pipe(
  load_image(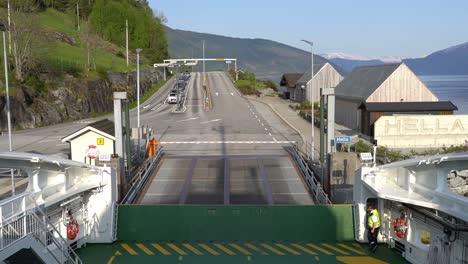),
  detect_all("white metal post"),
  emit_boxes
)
[302,39,315,160]
[136,49,141,158]
[235,60,238,80]
[202,40,205,84]
[2,30,14,195]
[76,2,80,31]
[7,0,11,54]
[126,19,128,67]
